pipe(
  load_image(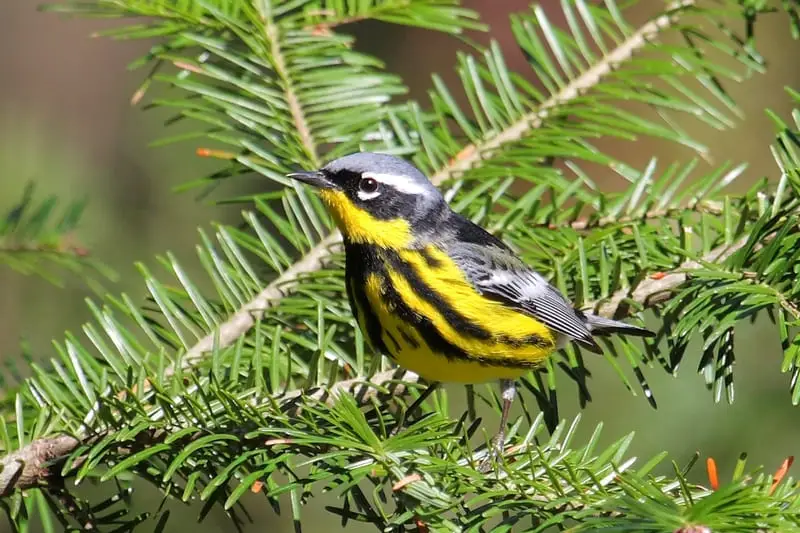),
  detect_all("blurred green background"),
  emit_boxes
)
[1,1,799,531]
